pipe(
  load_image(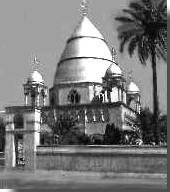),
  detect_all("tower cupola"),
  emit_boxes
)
[23,57,48,107]
[126,80,141,113]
